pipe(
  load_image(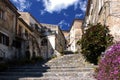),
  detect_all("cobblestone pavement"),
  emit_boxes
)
[0,54,96,80]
